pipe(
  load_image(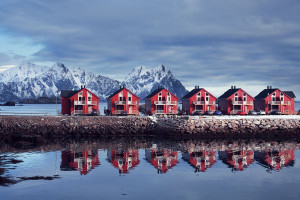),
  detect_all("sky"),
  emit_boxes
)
[0,0,299,98]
